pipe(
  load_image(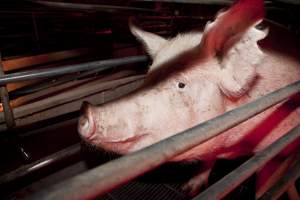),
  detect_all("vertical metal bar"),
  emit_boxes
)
[0,53,15,128]
[0,53,30,162]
